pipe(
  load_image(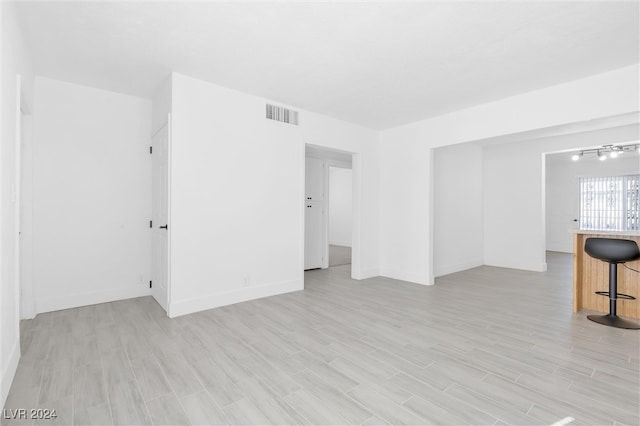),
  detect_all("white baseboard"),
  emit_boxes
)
[379,268,432,286]
[434,258,484,278]
[352,267,378,280]
[1,339,20,408]
[169,279,303,318]
[36,286,152,314]
[484,260,547,272]
[329,241,351,247]
[546,248,572,254]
